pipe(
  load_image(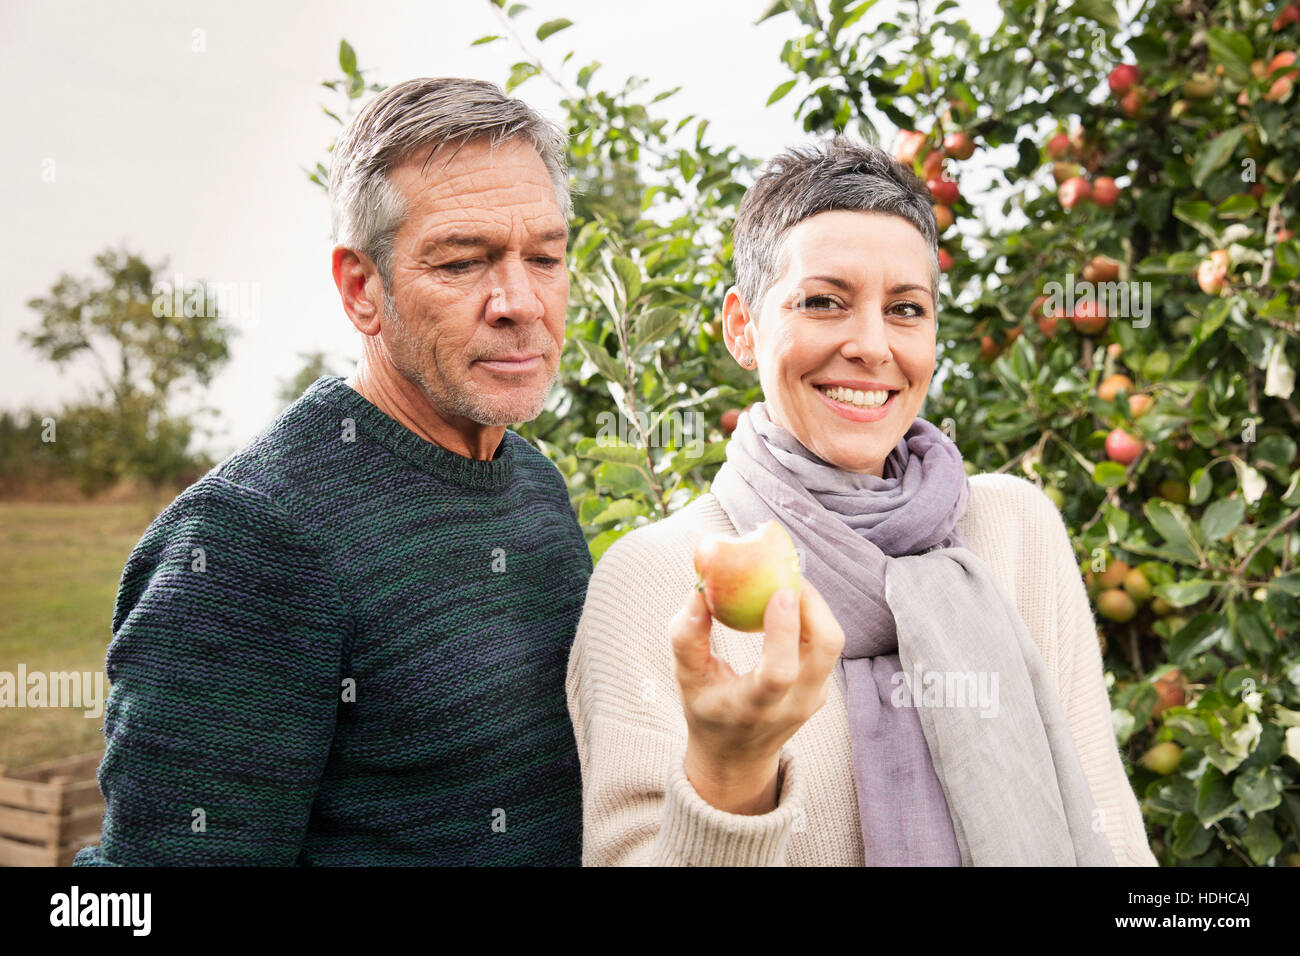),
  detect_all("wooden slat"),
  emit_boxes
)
[0,805,59,842]
[0,778,59,812]
[59,780,103,811]
[59,809,104,844]
[0,836,58,867]
[6,752,103,783]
